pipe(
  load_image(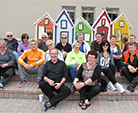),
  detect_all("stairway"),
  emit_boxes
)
[0,70,138,101]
